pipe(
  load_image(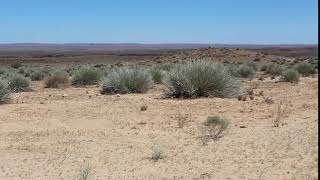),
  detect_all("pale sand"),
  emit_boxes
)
[0,77,318,179]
